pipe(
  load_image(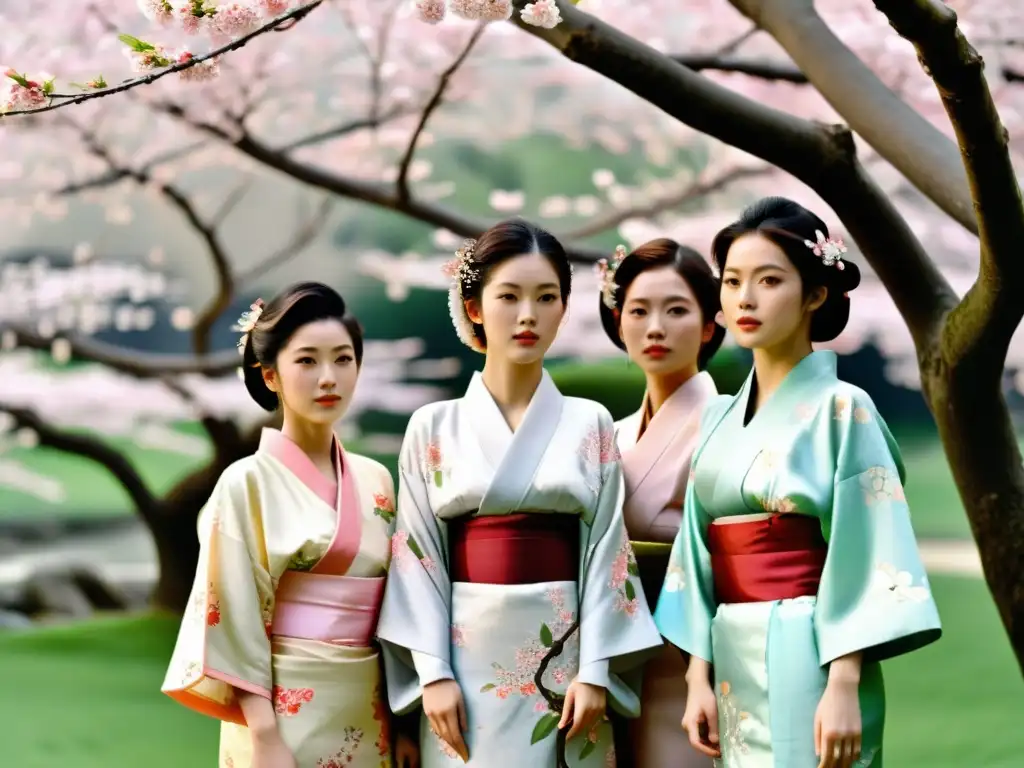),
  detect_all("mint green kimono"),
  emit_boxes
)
[654,351,941,767]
